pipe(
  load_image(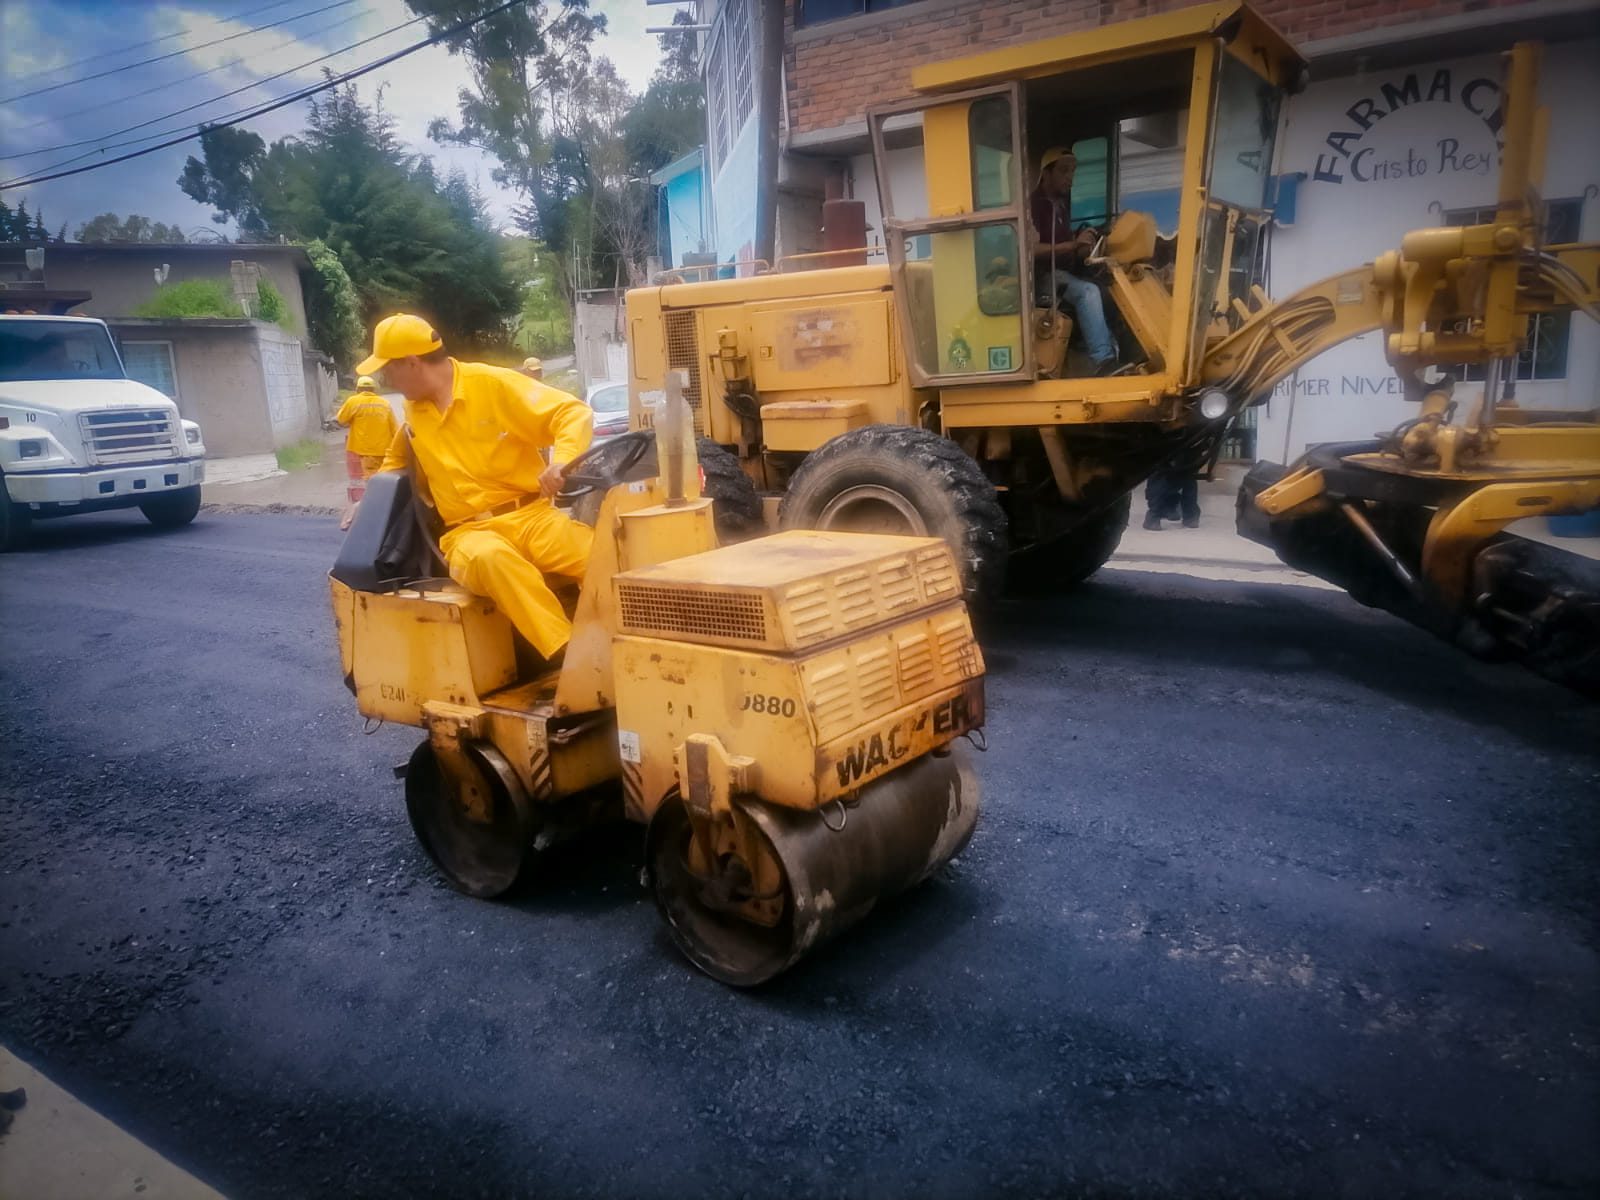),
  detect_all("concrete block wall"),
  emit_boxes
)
[785,0,1547,138]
